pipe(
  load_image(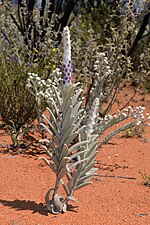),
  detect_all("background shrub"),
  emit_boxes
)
[0,55,37,129]
[0,3,60,129]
